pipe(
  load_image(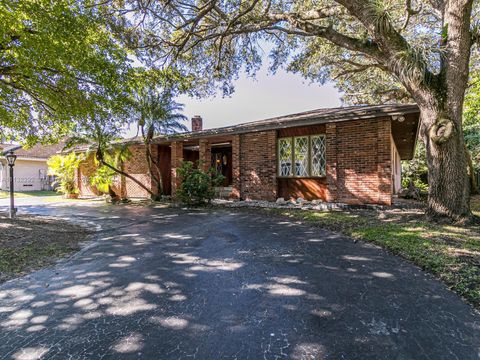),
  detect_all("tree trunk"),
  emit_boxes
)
[145,143,163,199]
[418,104,471,222]
[100,160,155,198]
[413,0,473,222]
